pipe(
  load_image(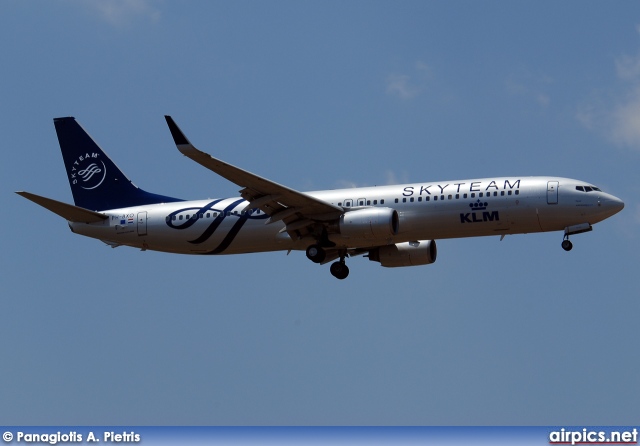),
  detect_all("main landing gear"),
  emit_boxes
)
[305,244,326,263]
[329,259,349,280]
[306,244,350,280]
